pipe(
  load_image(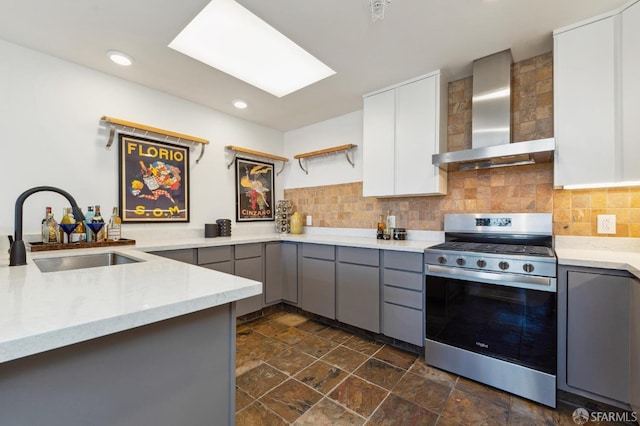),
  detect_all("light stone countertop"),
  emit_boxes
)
[0,246,261,363]
[555,236,640,279]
